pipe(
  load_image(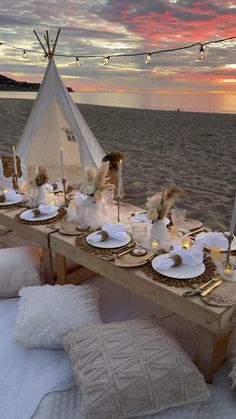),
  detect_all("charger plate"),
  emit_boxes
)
[179,219,203,231]
[114,249,155,267]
